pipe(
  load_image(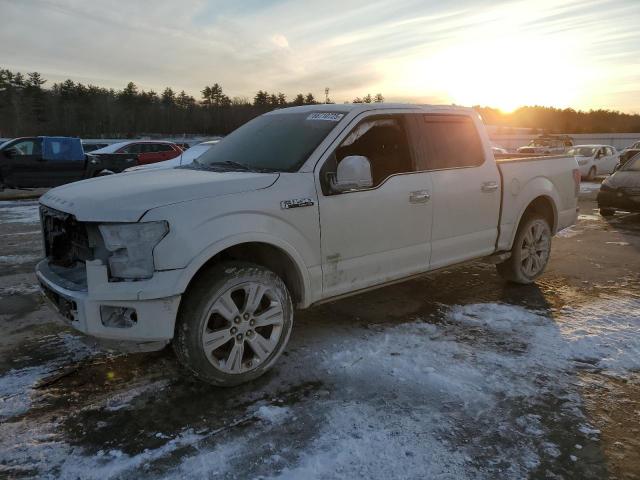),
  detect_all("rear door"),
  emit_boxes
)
[42,138,86,185]
[156,143,180,161]
[598,147,618,174]
[417,114,501,269]
[137,144,164,165]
